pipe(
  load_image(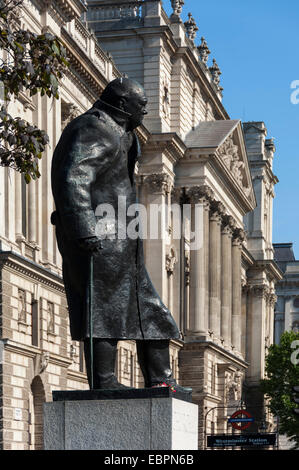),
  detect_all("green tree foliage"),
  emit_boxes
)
[0,0,68,182]
[261,330,299,449]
